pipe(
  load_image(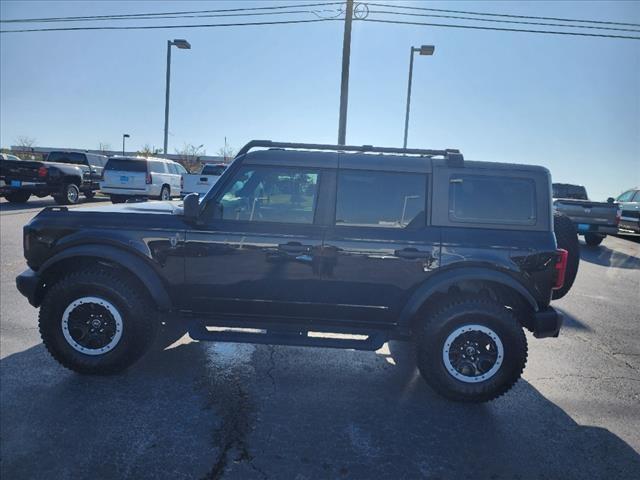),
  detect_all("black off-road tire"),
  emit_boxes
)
[4,191,31,203]
[415,297,528,403]
[55,183,80,205]
[584,233,604,247]
[552,212,580,300]
[39,267,157,374]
